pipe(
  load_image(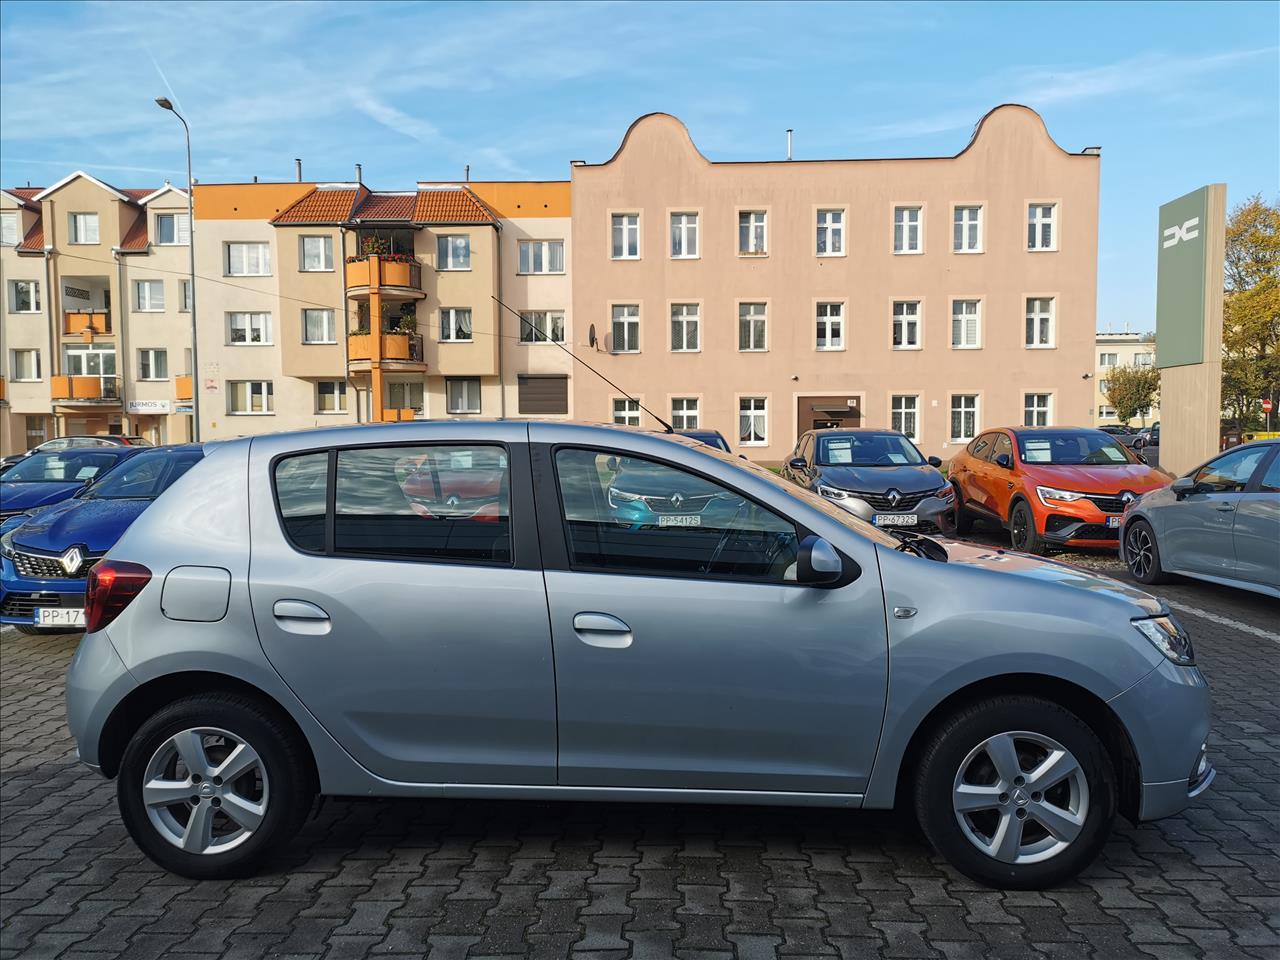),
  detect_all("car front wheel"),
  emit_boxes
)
[1009,501,1045,555]
[914,696,1116,889]
[1124,519,1169,584]
[952,483,973,534]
